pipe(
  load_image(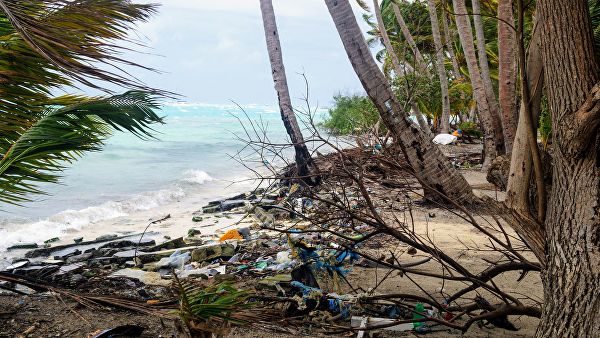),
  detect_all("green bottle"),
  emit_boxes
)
[413,302,425,328]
